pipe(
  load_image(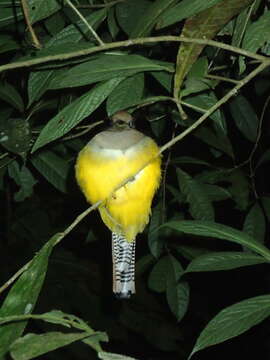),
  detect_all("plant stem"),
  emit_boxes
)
[20,0,41,49]
[0,36,268,73]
